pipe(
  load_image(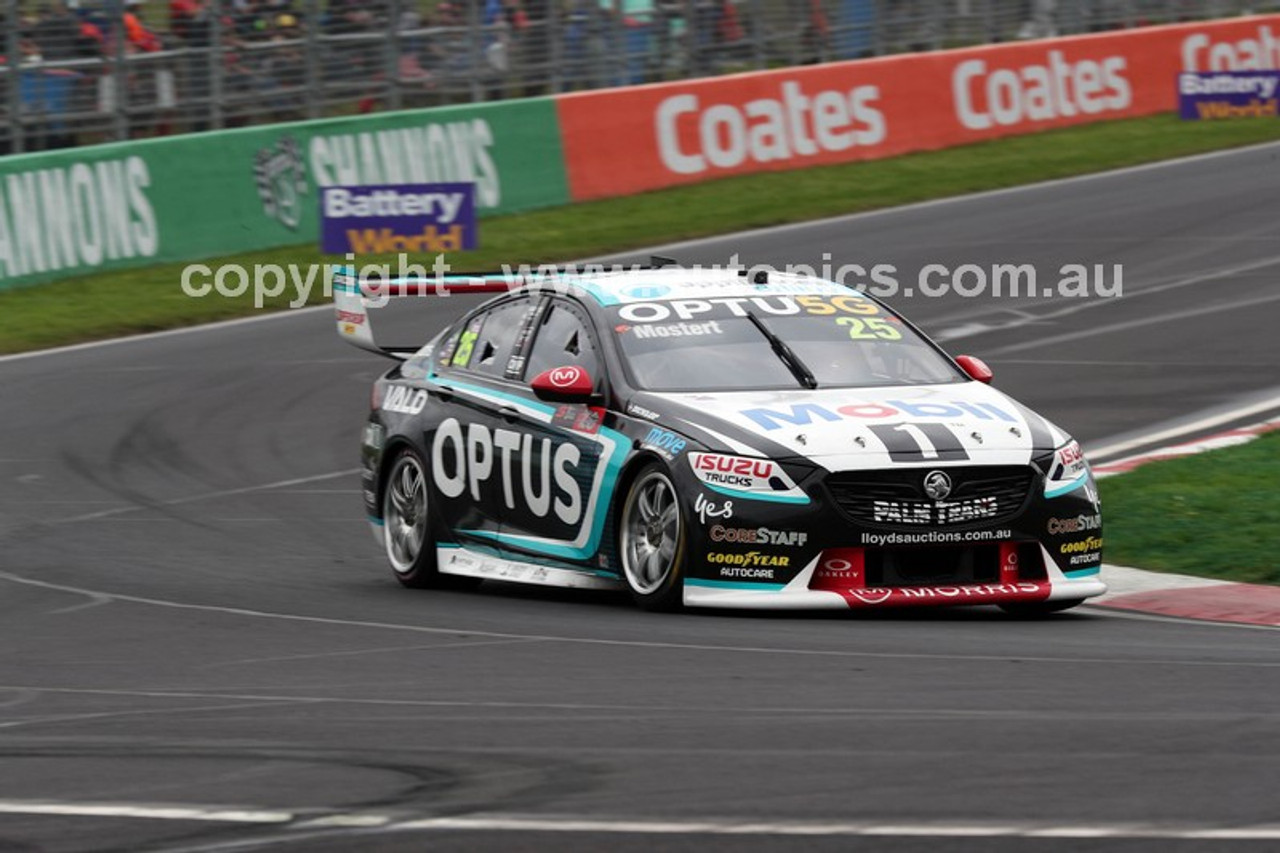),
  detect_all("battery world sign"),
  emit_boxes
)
[319,184,477,254]
[1178,71,1280,118]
